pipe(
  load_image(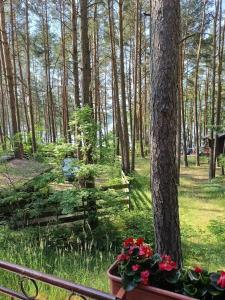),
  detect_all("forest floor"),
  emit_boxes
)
[0,159,48,189]
[132,156,225,270]
[0,157,224,299]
